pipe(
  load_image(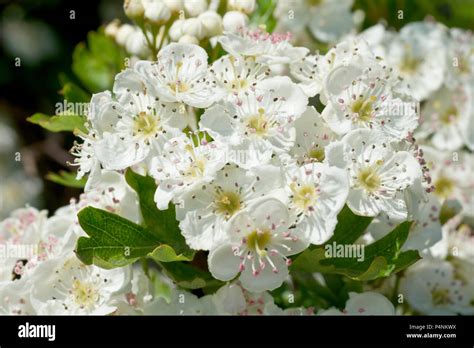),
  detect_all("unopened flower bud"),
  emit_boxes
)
[124,0,145,19]
[164,0,183,12]
[182,18,207,40]
[105,20,121,38]
[223,11,248,32]
[198,11,223,37]
[116,24,135,46]
[228,0,255,14]
[179,34,199,45]
[126,29,150,57]
[168,19,185,41]
[184,0,207,17]
[143,0,171,25]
